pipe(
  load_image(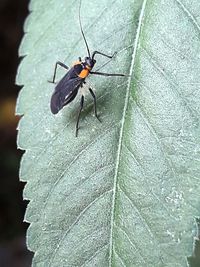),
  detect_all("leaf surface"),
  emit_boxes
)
[16,0,200,266]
